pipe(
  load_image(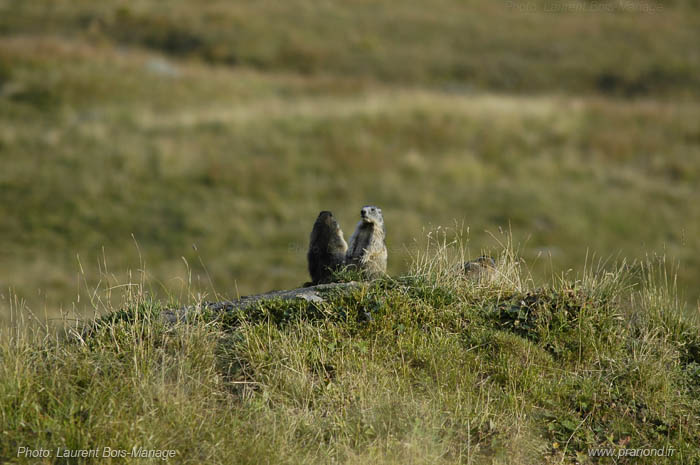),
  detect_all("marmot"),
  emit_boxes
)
[307,211,348,285]
[459,255,496,281]
[346,205,387,278]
